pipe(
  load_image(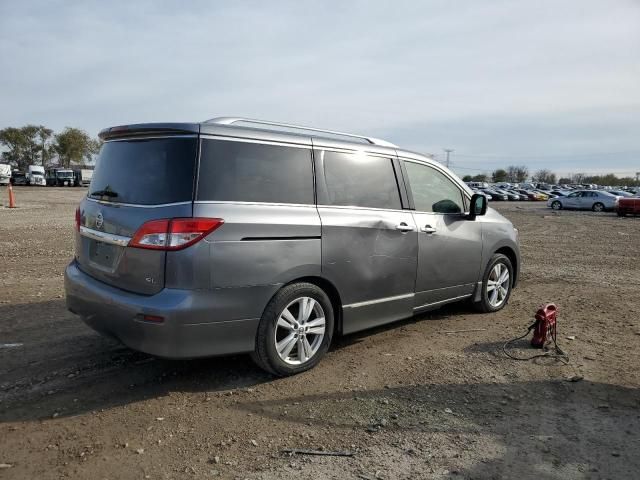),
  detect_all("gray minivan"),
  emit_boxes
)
[65,117,520,376]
